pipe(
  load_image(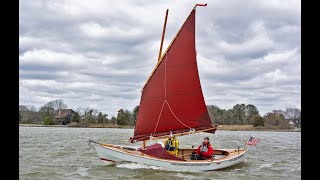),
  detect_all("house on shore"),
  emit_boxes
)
[54,109,75,125]
[288,120,295,128]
